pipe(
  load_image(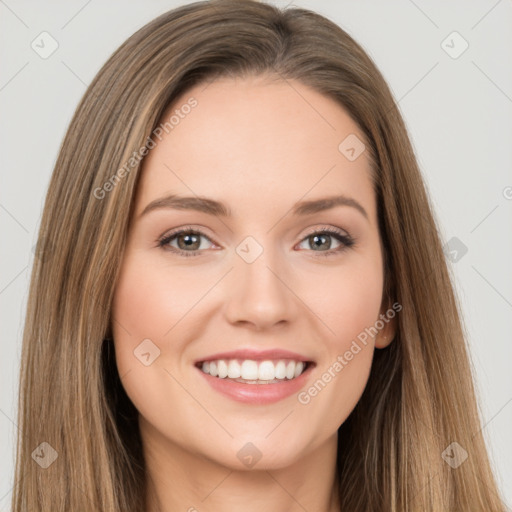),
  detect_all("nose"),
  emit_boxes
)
[223,246,298,331]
